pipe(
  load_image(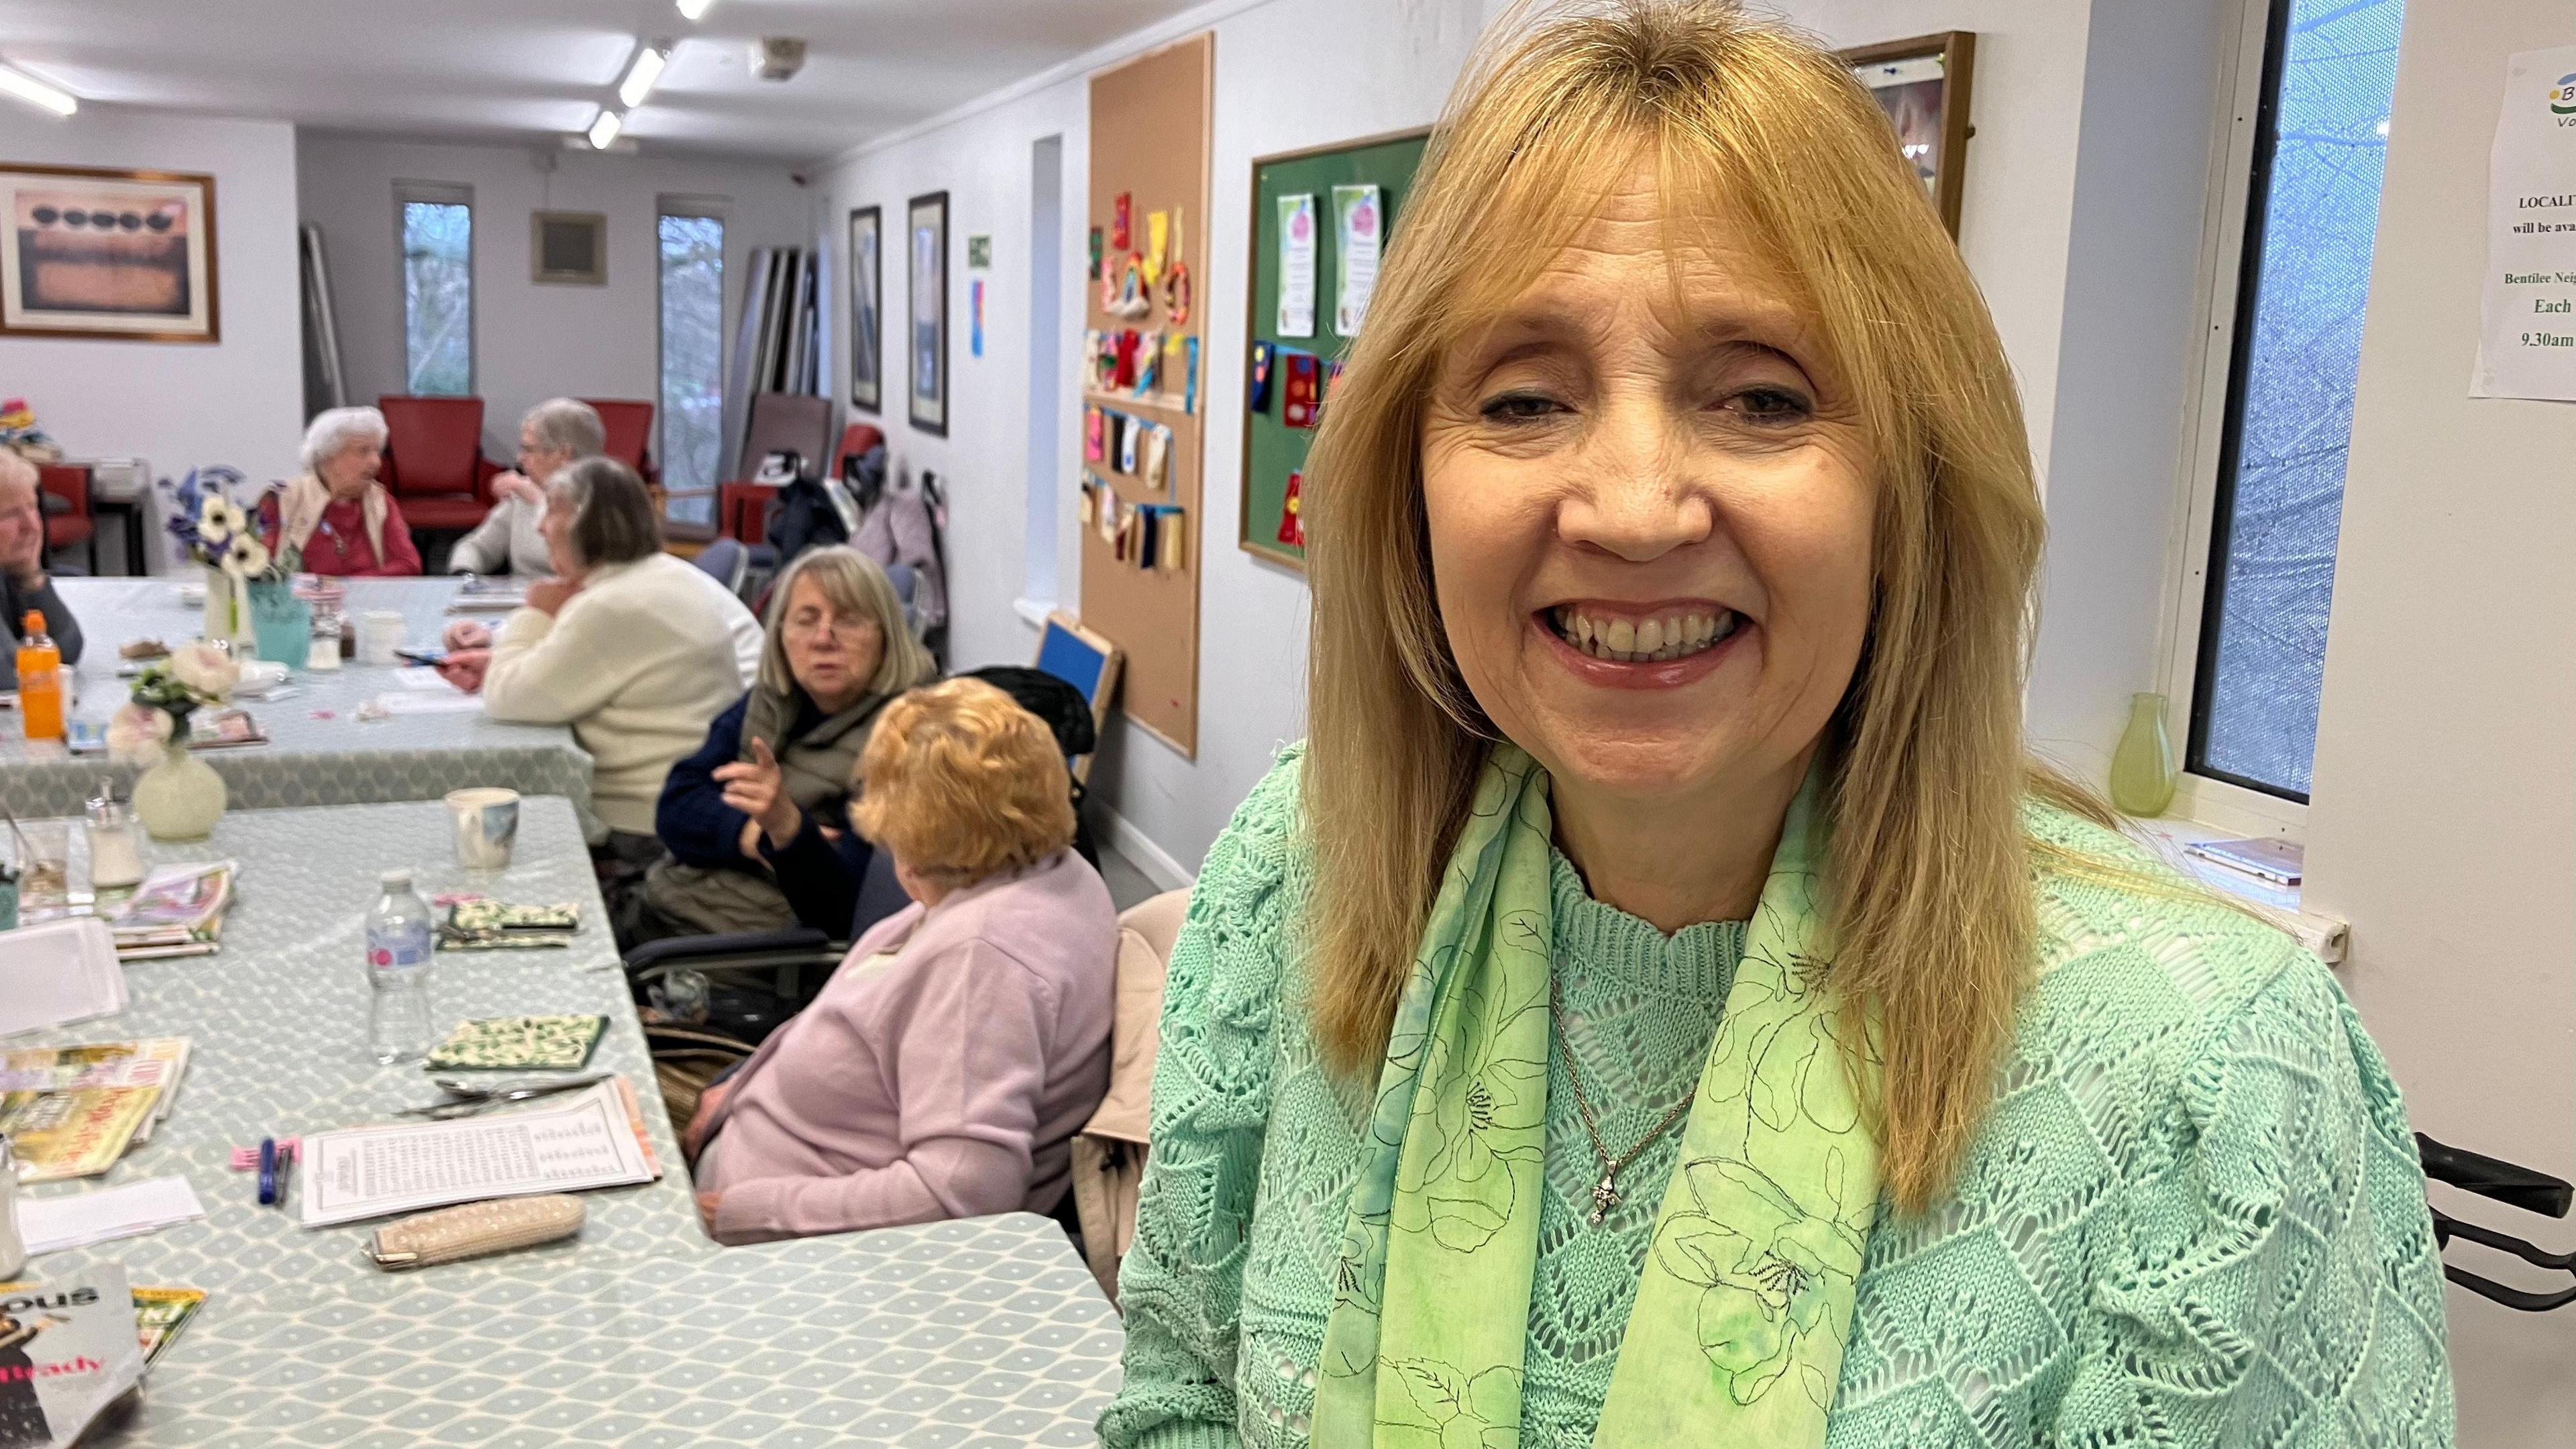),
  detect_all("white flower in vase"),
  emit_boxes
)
[221,532,270,580]
[168,640,241,699]
[107,702,176,765]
